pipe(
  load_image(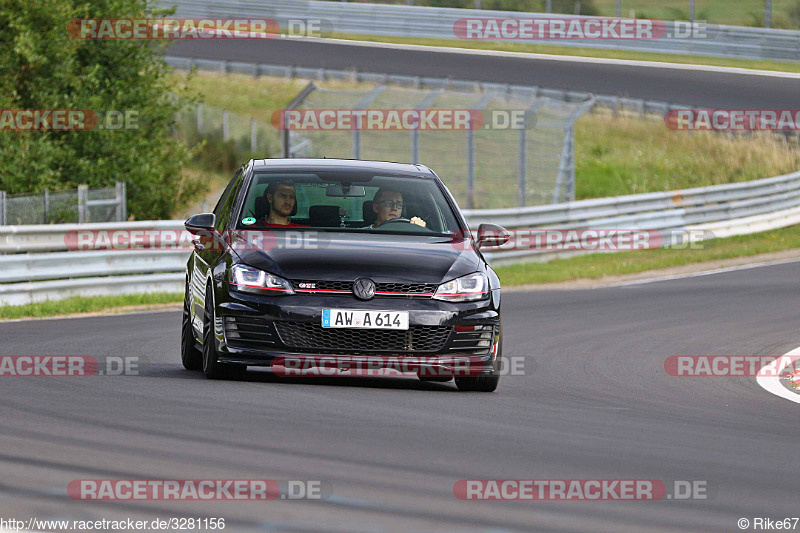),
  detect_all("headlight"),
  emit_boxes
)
[229,264,294,295]
[432,272,489,302]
